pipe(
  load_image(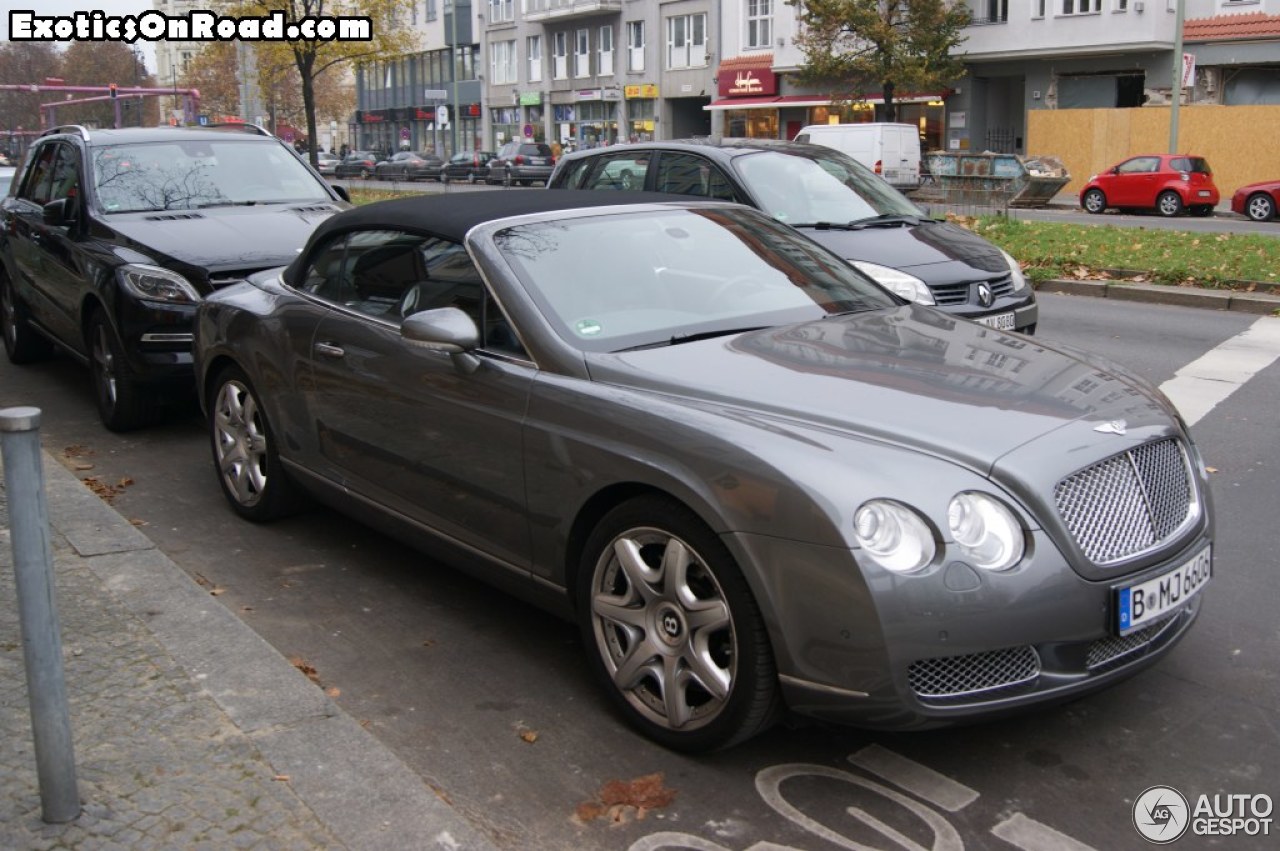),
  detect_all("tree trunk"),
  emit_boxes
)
[883,80,897,123]
[296,50,319,168]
